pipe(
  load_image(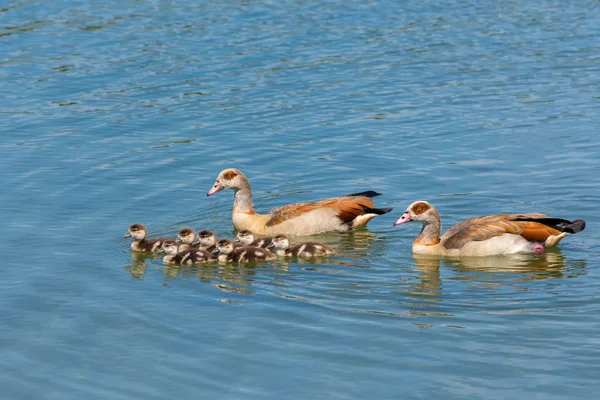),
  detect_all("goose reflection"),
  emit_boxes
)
[411,250,587,296]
